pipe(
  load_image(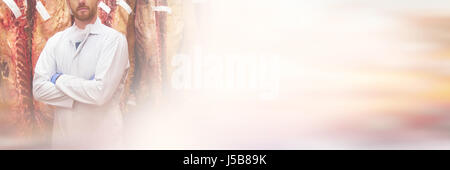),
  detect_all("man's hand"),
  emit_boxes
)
[50,73,62,84]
